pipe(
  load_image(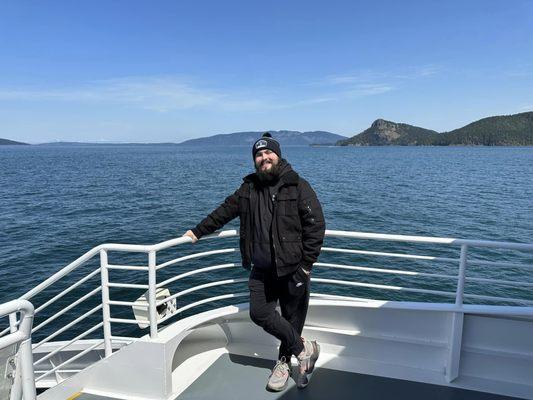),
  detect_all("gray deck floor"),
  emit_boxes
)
[176,354,521,400]
[74,353,522,400]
